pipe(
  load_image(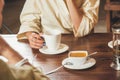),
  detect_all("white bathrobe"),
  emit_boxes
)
[17,0,100,39]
